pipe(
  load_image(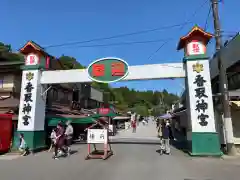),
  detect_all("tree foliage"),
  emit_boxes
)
[58,55,85,69]
[111,87,179,116]
[0,42,24,61]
